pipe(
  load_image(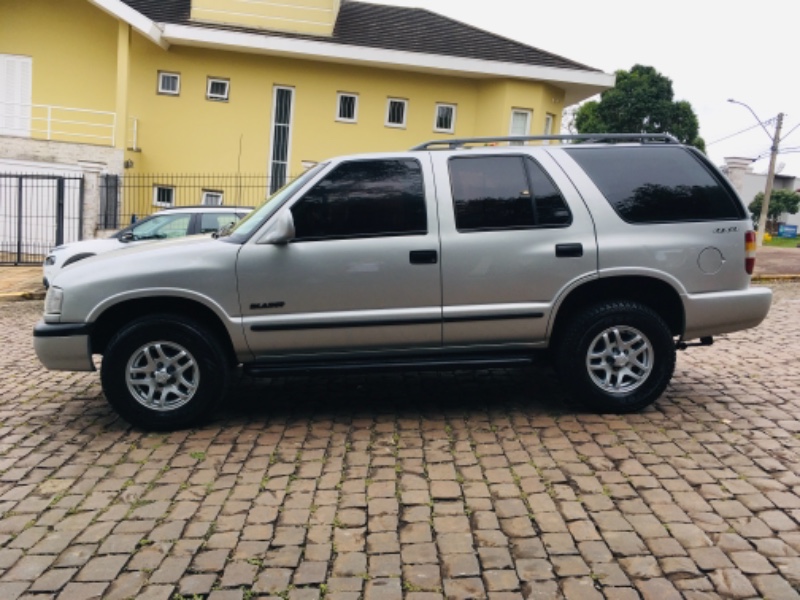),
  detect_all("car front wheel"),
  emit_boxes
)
[555,301,676,413]
[100,315,230,430]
